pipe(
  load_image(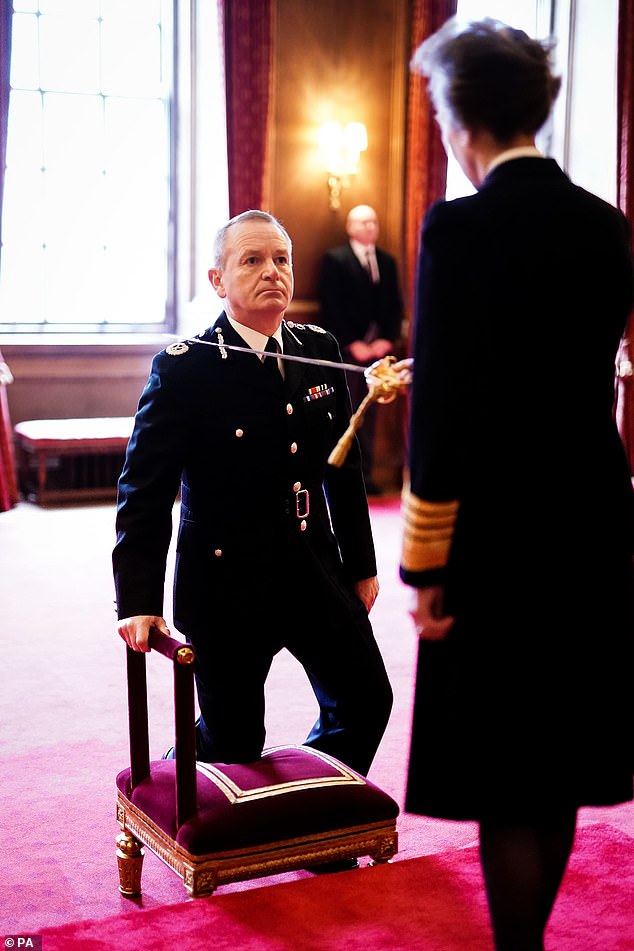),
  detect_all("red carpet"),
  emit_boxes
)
[33,824,634,951]
[1,499,634,948]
